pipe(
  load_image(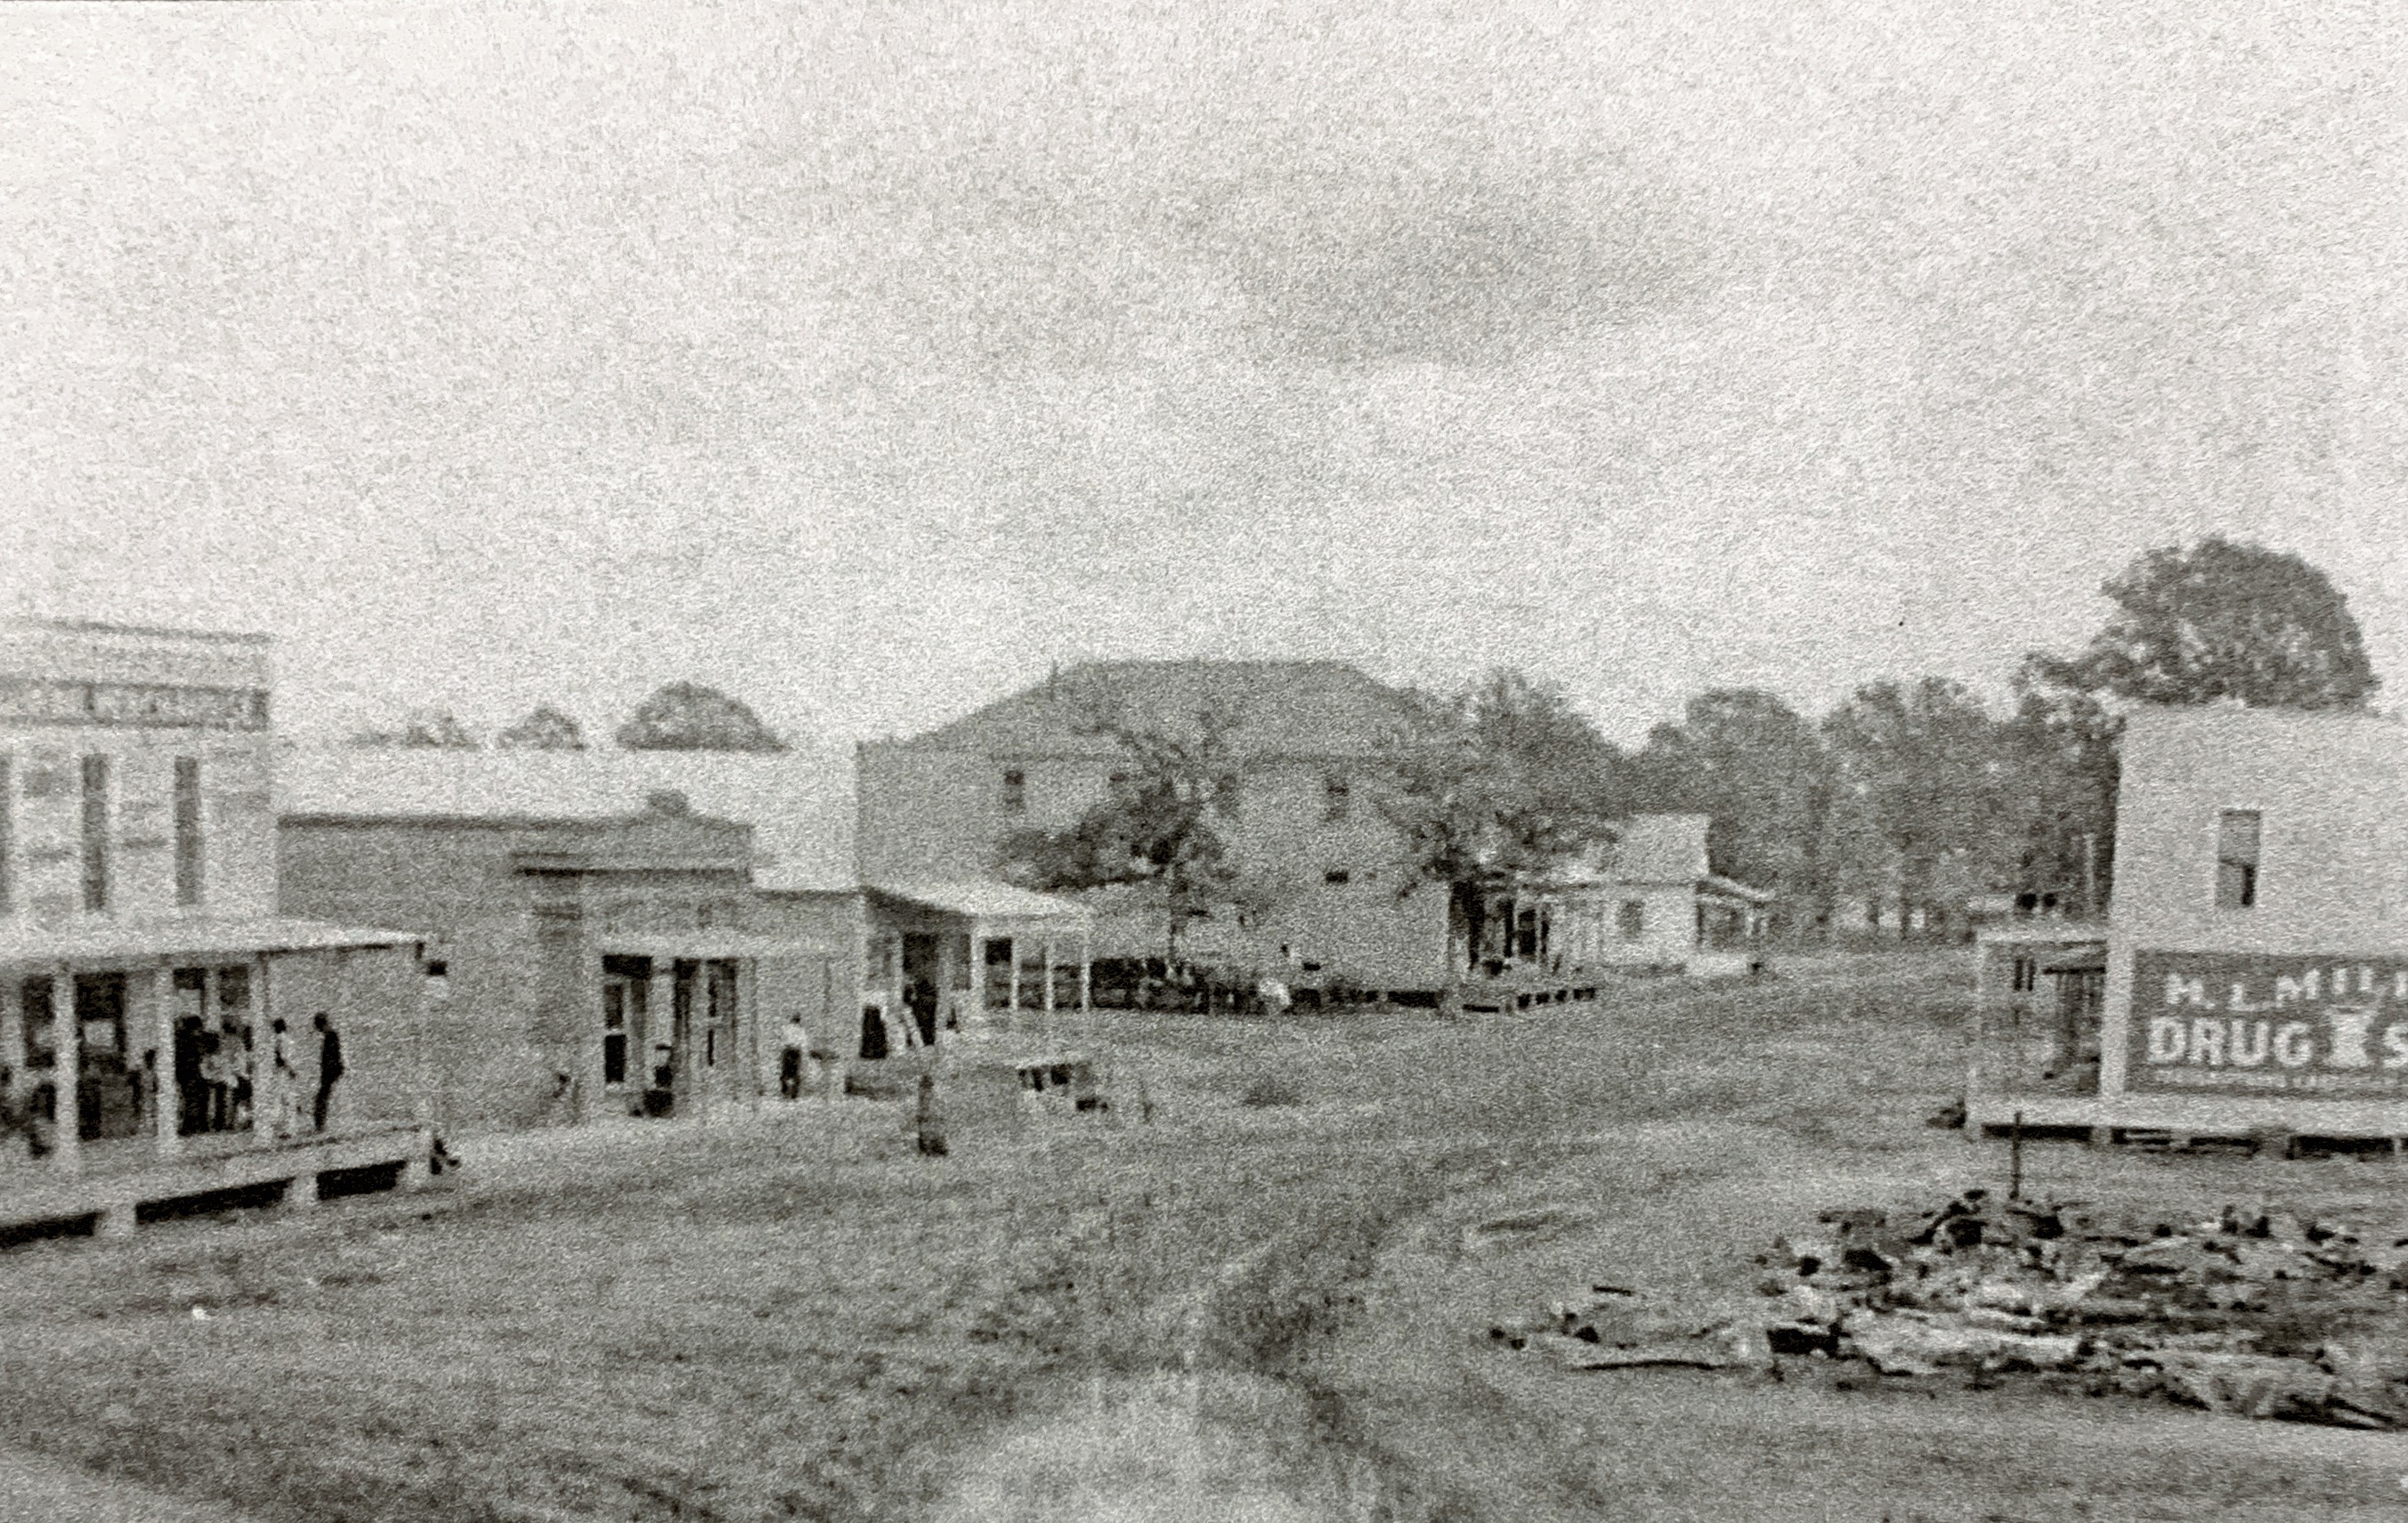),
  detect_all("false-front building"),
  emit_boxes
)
[0,620,427,1234]
[1967,704,2408,1143]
